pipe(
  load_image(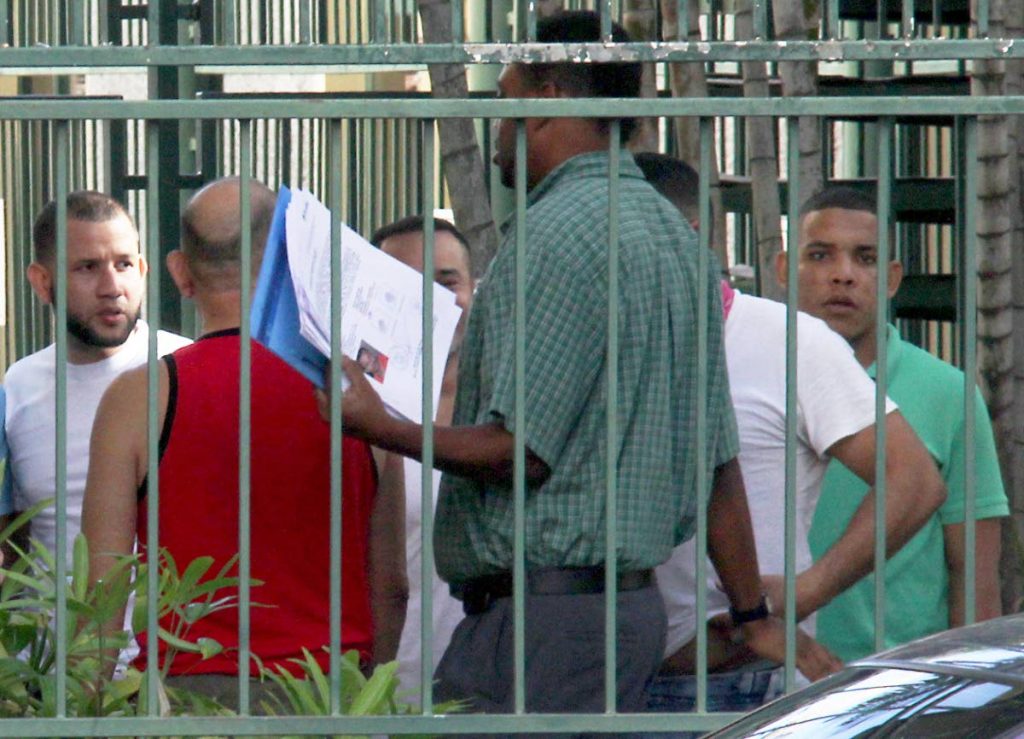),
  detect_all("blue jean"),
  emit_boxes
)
[637,662,785,739]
